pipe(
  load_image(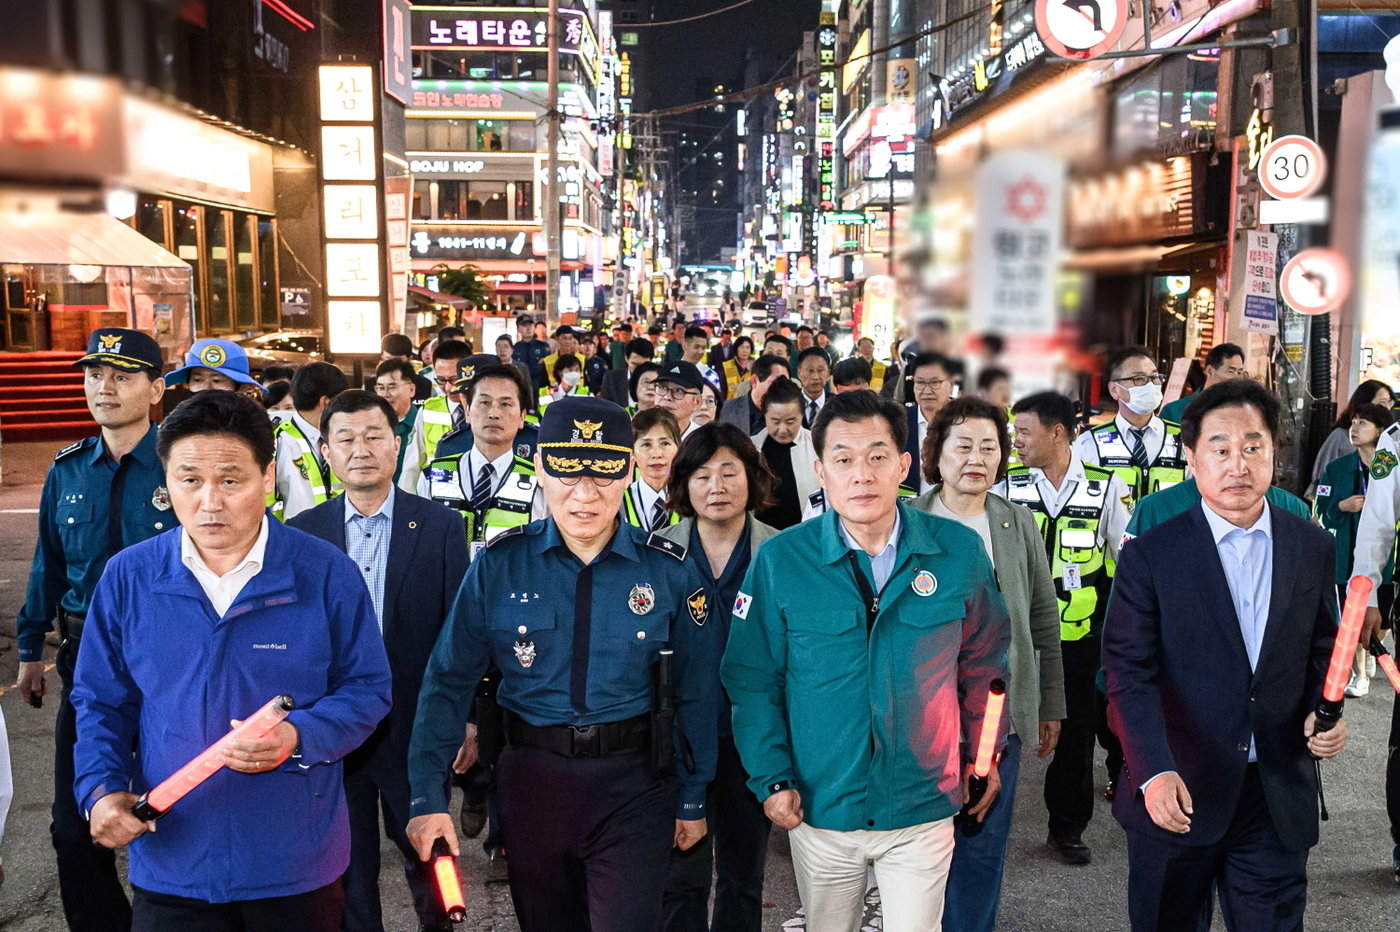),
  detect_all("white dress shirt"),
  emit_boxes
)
[467,446,518,498]
[180,517,270,616]
[991,455,1133,562]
